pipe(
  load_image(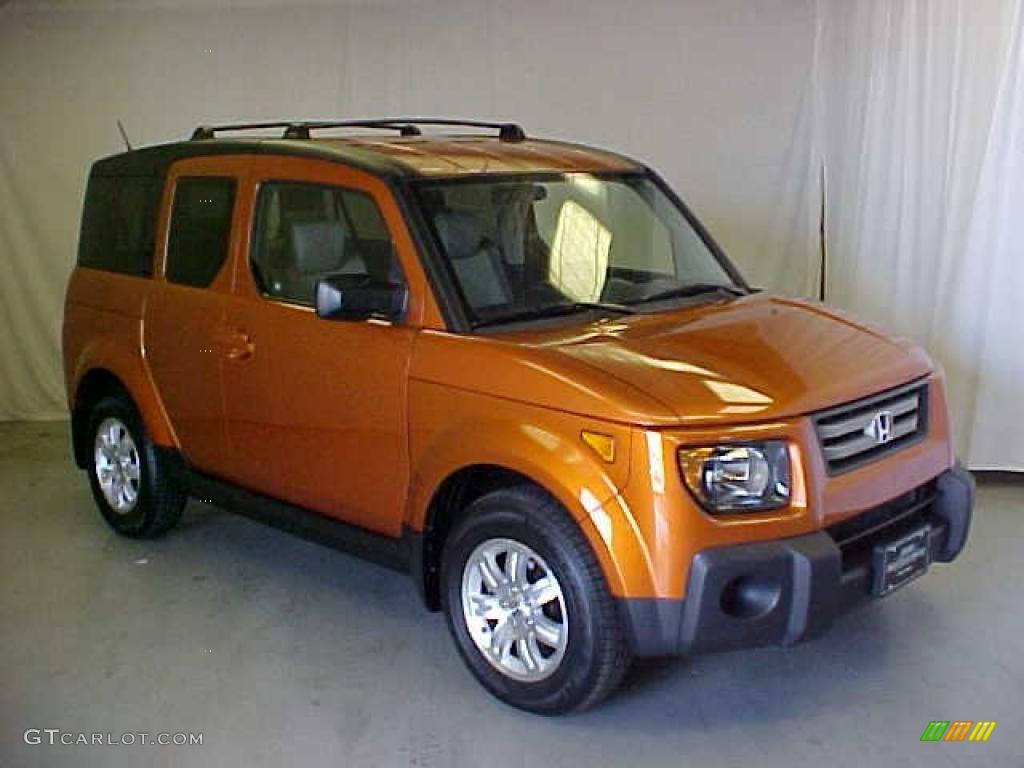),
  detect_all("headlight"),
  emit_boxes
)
[678,442,790,513]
